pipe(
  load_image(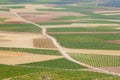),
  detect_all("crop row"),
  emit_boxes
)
[0,64,118,80]
[69,53,120,67]
[0,47,61,55]
[47,27,119,32]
